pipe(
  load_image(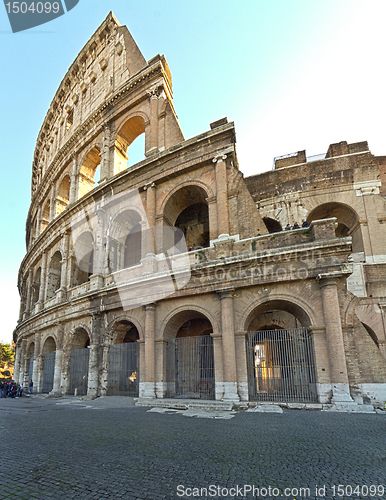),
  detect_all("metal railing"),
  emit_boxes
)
[42,352,55,393]
[107,343,139,396]
[247,328,317,402]
[69,348,89,396]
